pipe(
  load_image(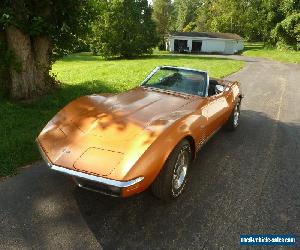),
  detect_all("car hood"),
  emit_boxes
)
[38,87,196,179]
